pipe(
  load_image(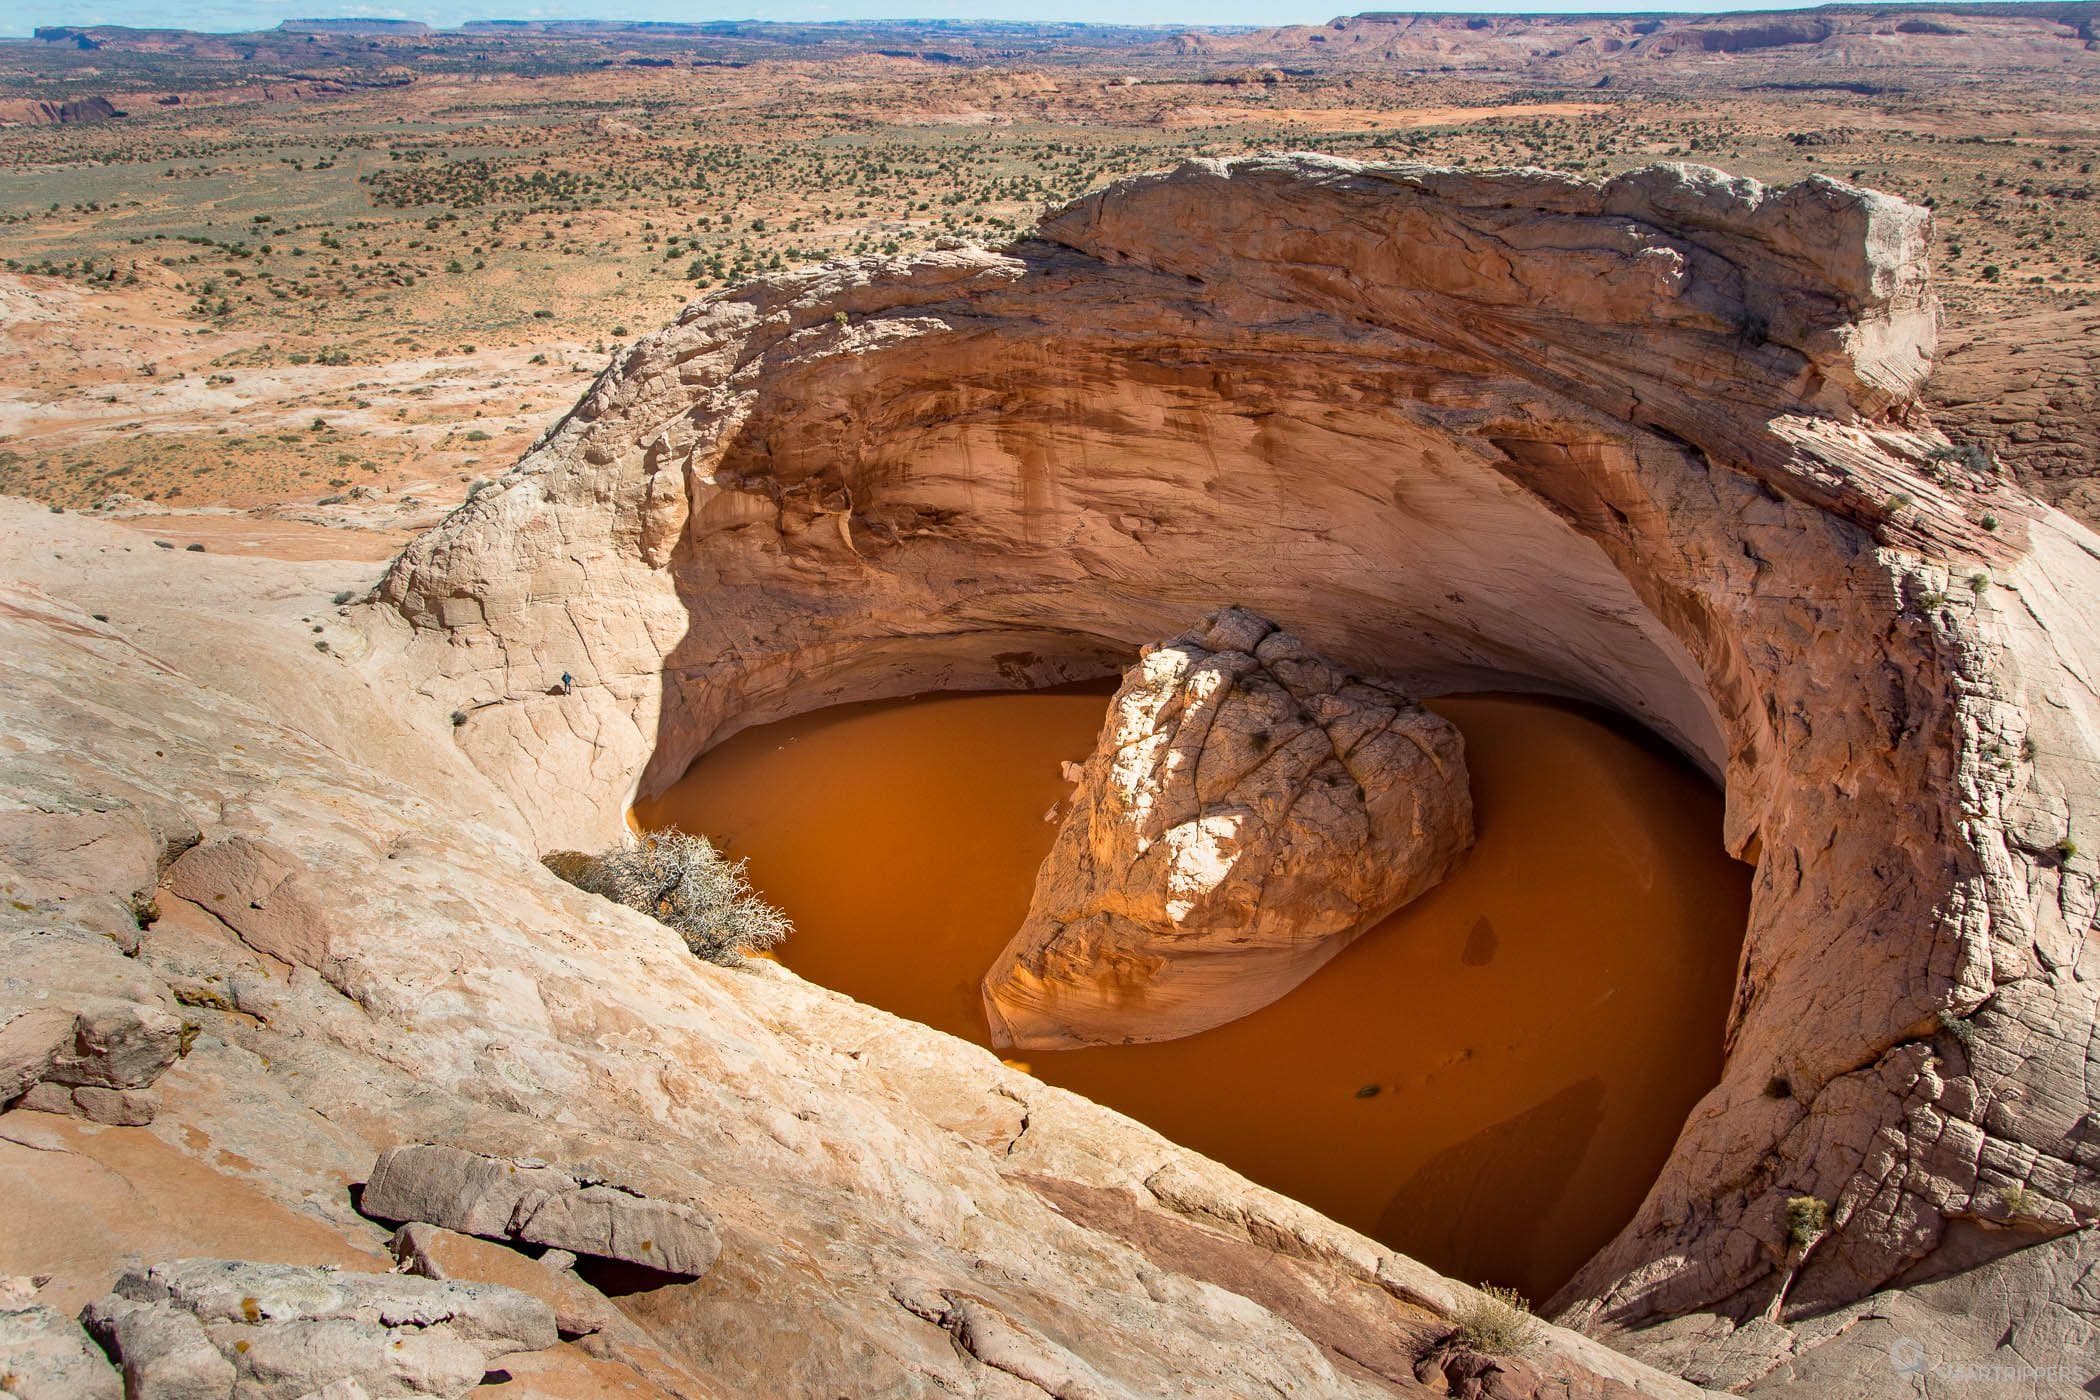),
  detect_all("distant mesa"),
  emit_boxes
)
[0,95,123,126]
[277,17,434,34]
[31,25,100,49]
